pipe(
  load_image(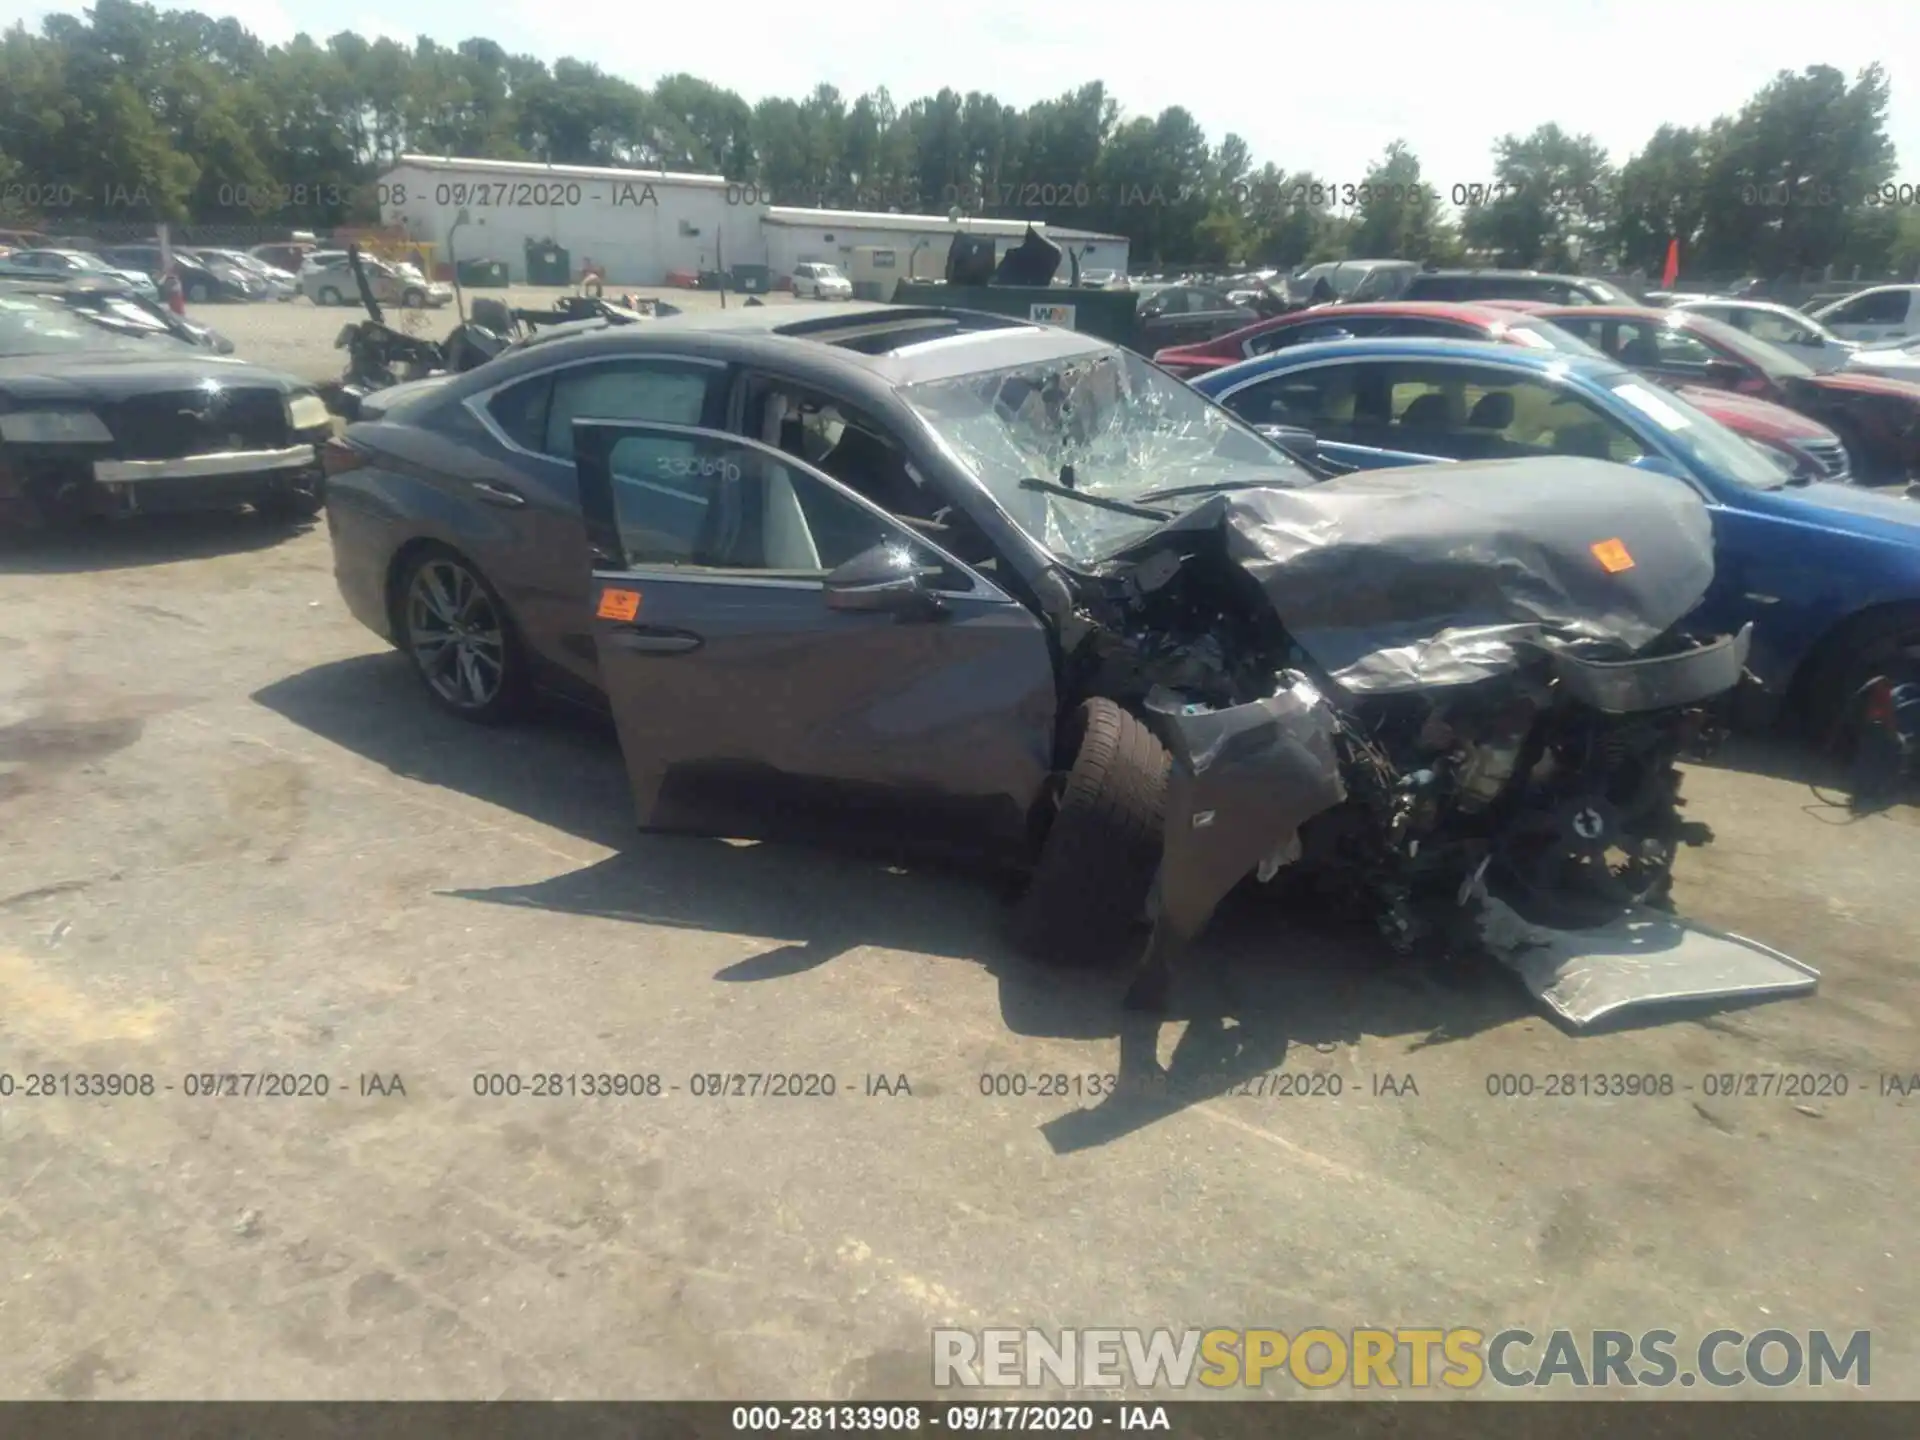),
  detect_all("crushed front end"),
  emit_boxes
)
[1059,458,1817,1027]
